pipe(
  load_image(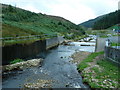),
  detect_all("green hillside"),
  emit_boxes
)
[2,4,85,38]
[93,10,120,30]
[109,24,120,30]
[79,10,120,30]
[79,16,103,28]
